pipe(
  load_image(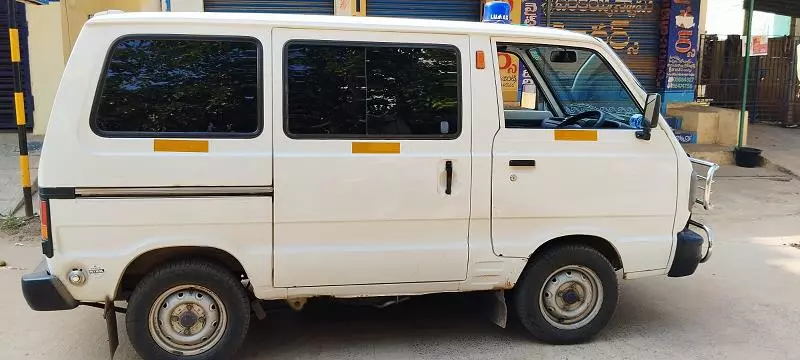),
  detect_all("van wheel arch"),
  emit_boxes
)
[116,246,249,301]
[527,235,623,271]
